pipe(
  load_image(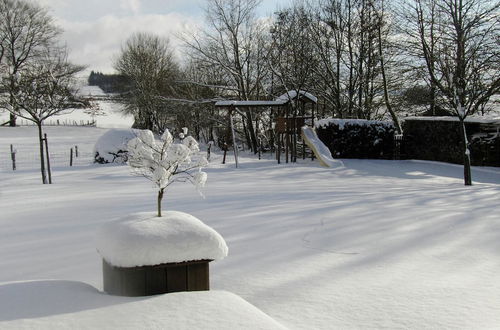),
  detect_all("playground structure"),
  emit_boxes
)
[214,90,319,166]
[301,126,344,168]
